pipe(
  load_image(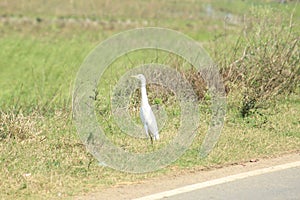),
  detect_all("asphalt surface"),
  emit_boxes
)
[165,166,300,200]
